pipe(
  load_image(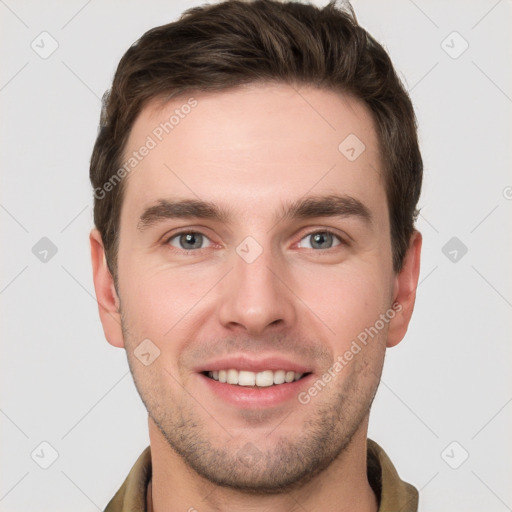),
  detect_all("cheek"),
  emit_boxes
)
[118,264,217,367]
[300,263,391,347]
